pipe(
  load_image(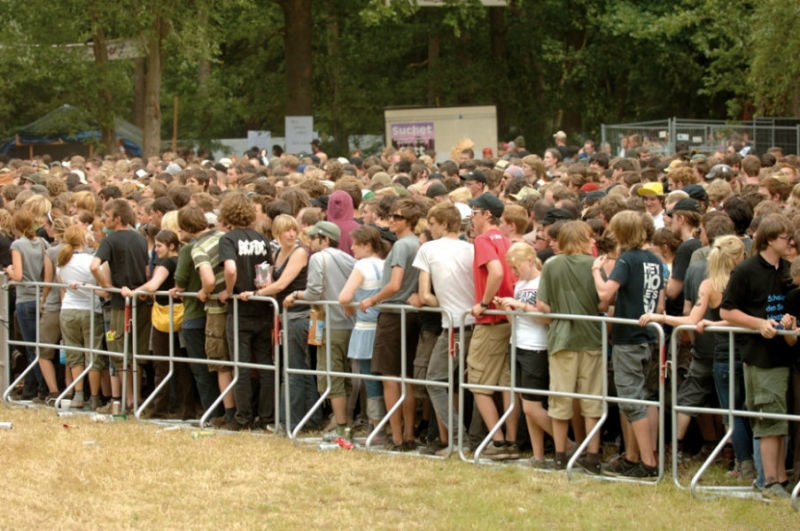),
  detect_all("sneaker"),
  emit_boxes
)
[222,419,249,431]
[70,395,85,409]
[529,457,551,469]
[44,393,59,407]
[419,440,447,456]
[603,456,640,476]
[89,396,102,412]
[740,459,756,481]
[762,482,790,499]
[627,462,659,478]
[553,454,568,470]
[576,454,602,475]
[387,440,413,452]
[323,425,351,442]
[95,400,119,414]
[481,441,509,460]
[504,442,521,460]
